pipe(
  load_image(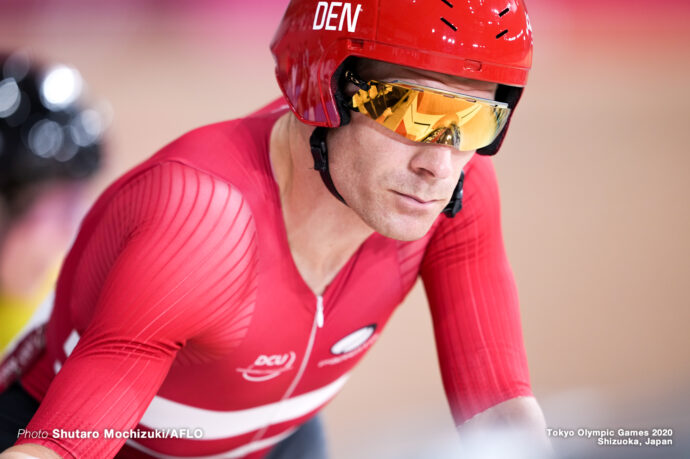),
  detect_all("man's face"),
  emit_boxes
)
[327,60,498,241]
